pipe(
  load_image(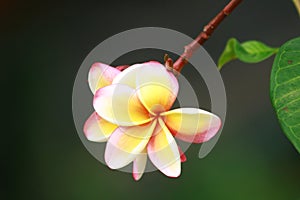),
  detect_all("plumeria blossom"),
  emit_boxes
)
[84,61,221,181]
